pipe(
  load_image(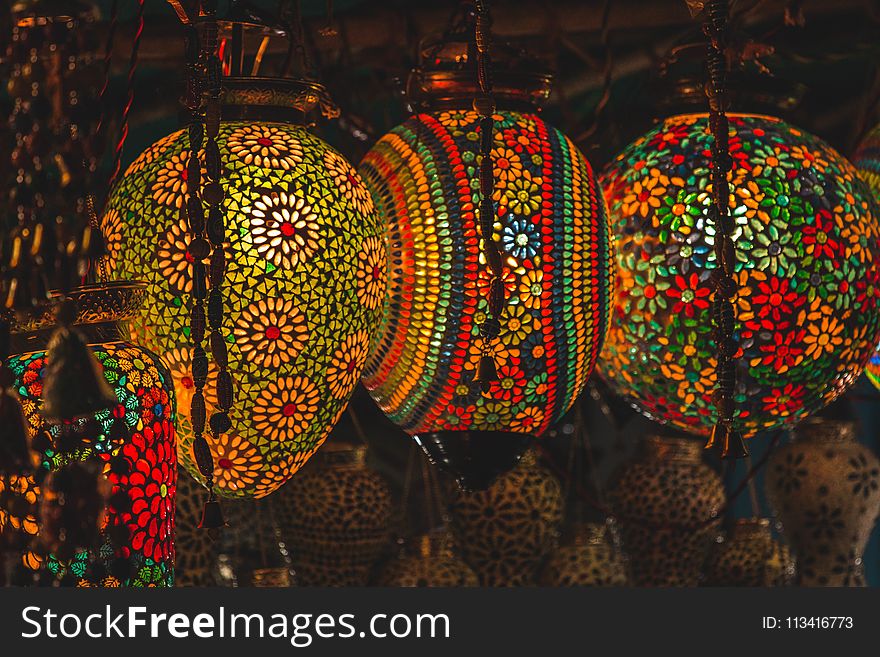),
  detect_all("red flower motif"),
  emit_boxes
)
[761,383,805,415]
[802,209,842,259]
[111,419,176,564]
[502,127,541,156]
[748,276,804,330]
[491,365,526,402]
[647,122,689,150]
[855,266,880,312]
[756,329,805,371]
[665,273,711,318]
[442,405,473,429]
